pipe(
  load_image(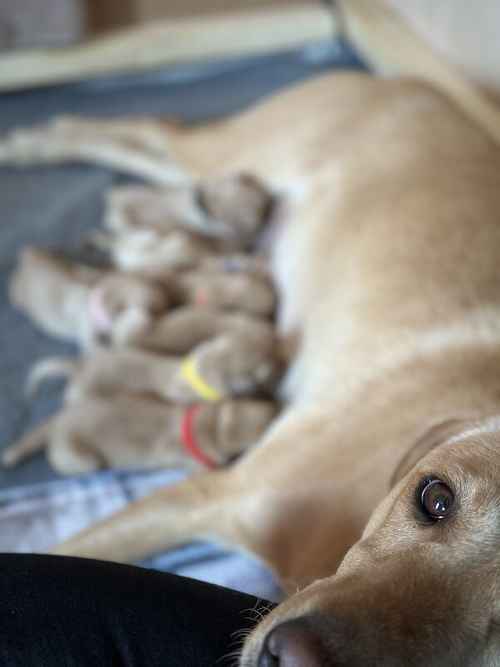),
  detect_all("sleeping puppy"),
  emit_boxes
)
[1,395,278,474]
[9,247,169,346]
[105,172,272,248]
[161,267,276,318]
[124,306,276,356]
[94,172,273,273]
[27,329,281,404]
